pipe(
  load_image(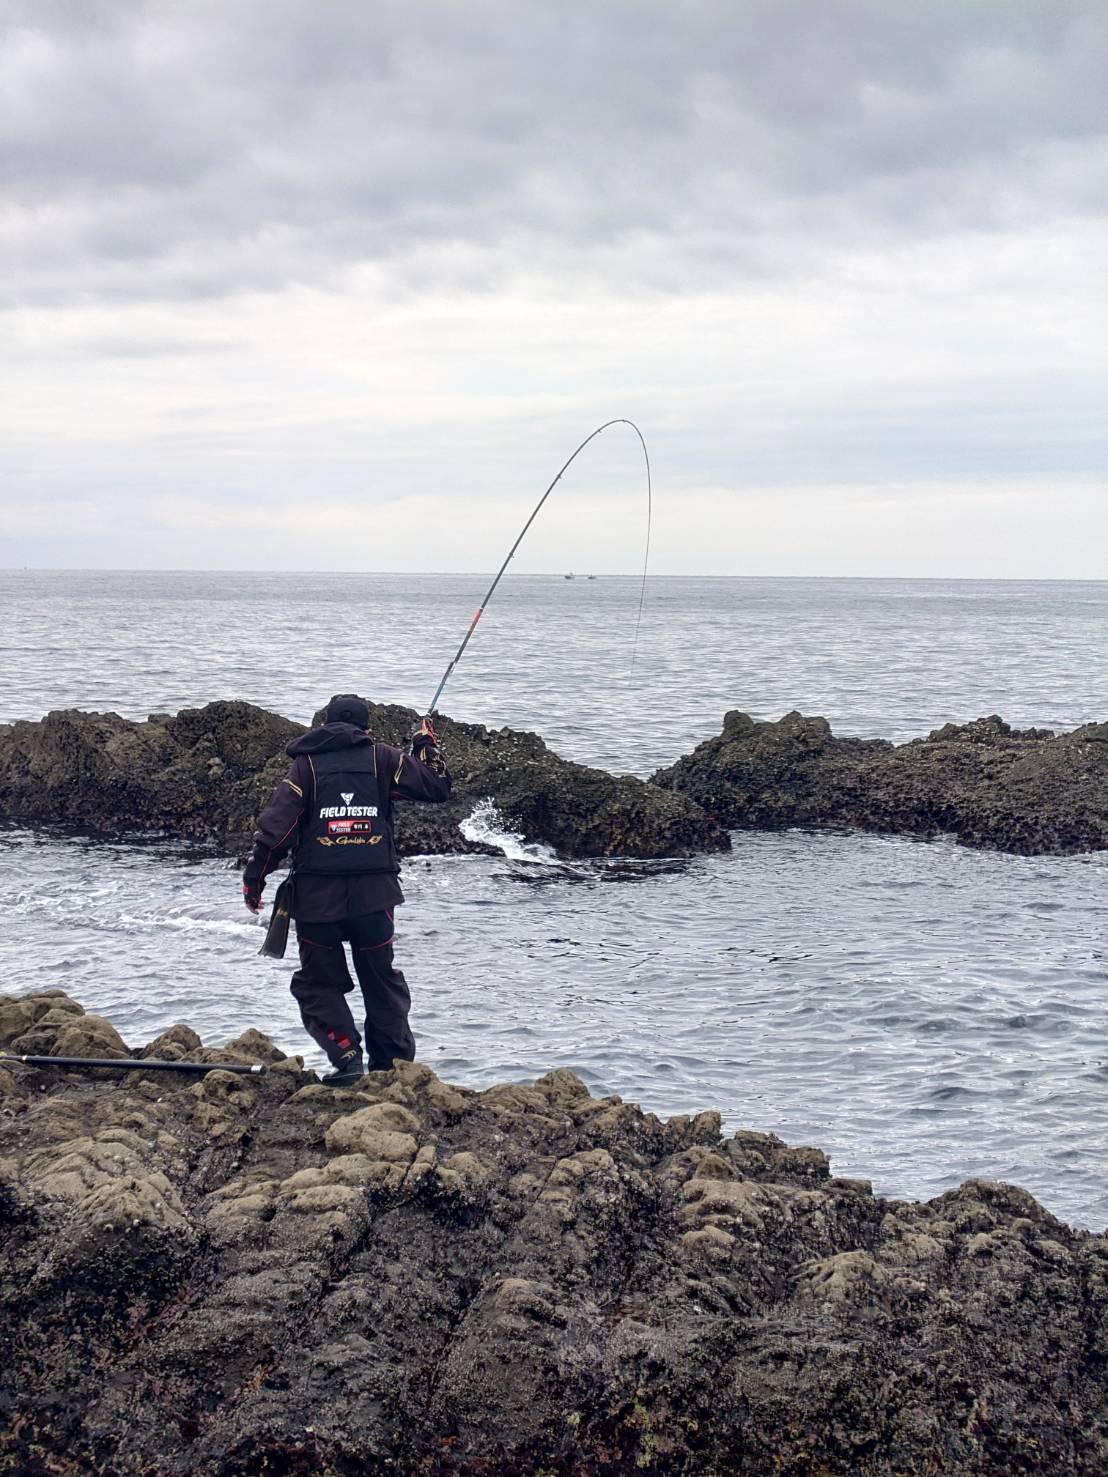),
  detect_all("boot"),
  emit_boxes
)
[321,1047,365,1087]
